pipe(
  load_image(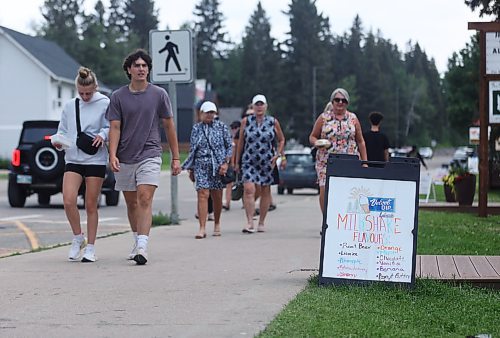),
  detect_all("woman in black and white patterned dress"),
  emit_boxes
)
[183,101,232,239]
[235,94,286,234]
